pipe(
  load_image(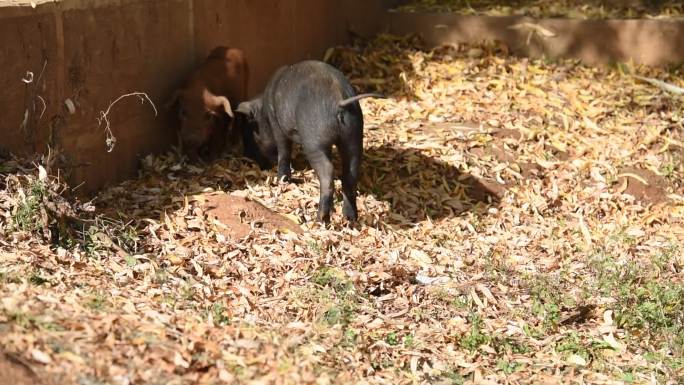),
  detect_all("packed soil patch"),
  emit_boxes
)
[202,194,302,239]
[490,127,523,141]
[470,144,516,163]
[616,168,670,205]
[0,352,42,385]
